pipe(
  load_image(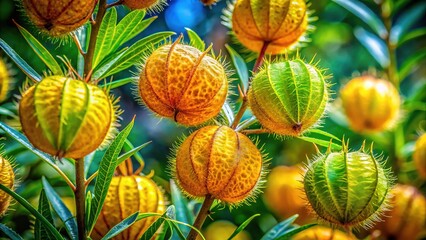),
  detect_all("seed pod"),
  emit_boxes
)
[22,0,97,36]
[374,184,426,240]
[303,142,393,229]
[174,126,263,204]
[200,220,251,240]
[91,167,166,240]
[19,76,116,159]
[264,165,312,224]
[292,226,353,240]
[0,156,14,216]
[413,134,426,179]
[231,0,309,54]
[123,0,165,11]
[248,59,329,136]
[340,76,400,133]
[0,59,11,103]
[138,42,228,126]
[200,0,219,6]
